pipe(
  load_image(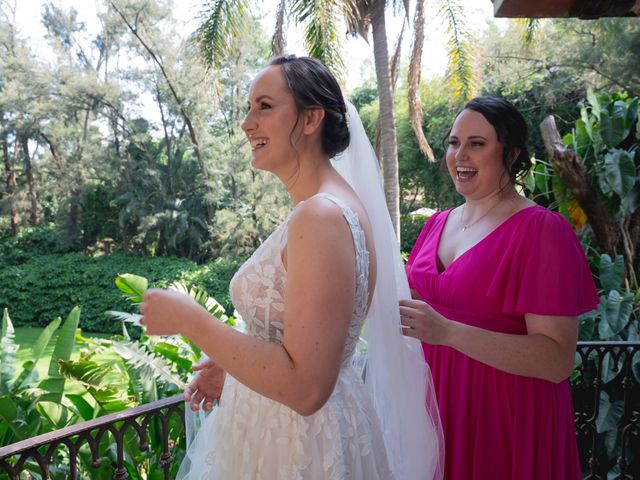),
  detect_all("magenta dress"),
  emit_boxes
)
[406,205,599,480]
